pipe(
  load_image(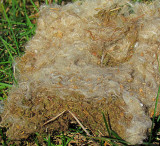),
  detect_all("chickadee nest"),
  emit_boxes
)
[1,0,160,145]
